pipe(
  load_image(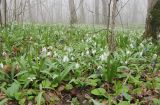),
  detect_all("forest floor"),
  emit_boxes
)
[0,24,160,105]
